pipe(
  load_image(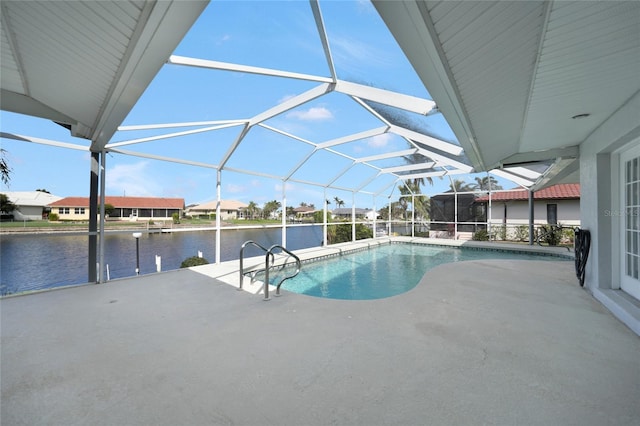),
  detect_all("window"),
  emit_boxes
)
[59,207,69,215]
[74,208,85,215]
[620,143,640,300]
[547,204,557,225]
